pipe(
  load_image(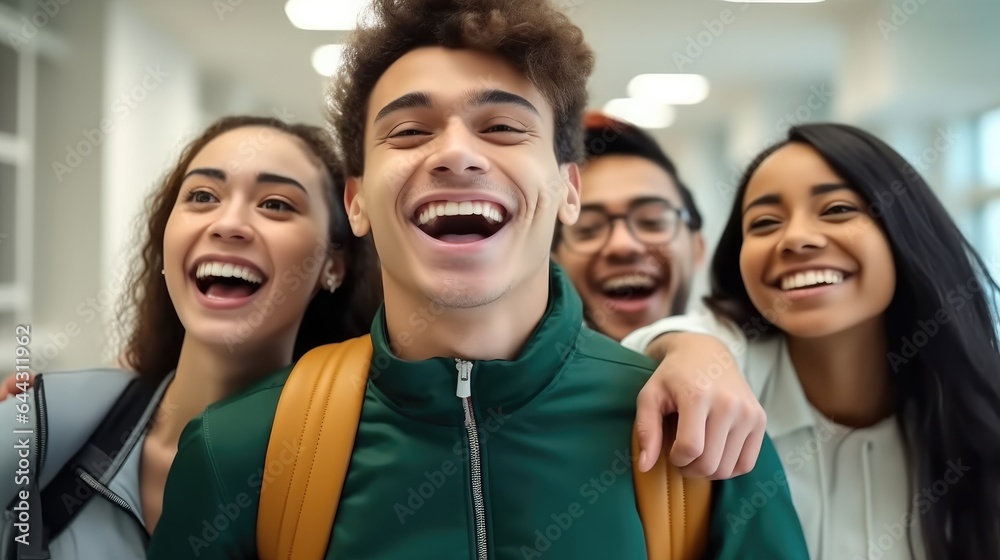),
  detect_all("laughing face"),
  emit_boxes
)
[345,46,581,310]
[739,142,896,338]
[163,126,343,353]
[554,155,704,342]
